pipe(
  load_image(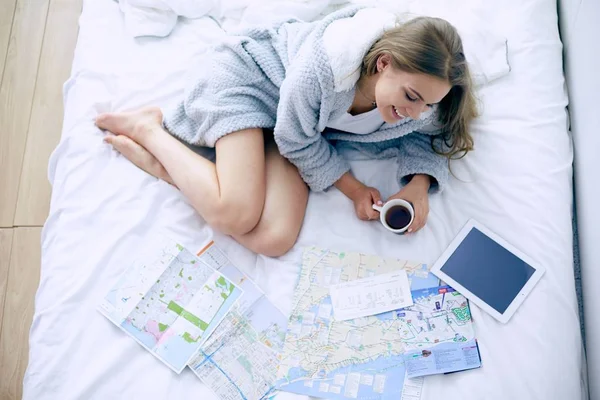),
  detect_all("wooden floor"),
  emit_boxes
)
[0,0,82,398]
